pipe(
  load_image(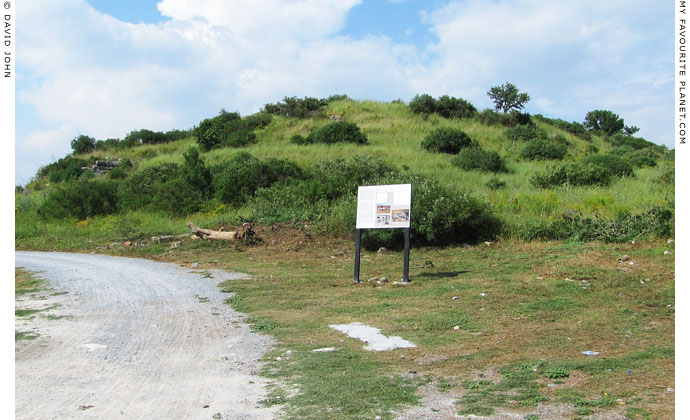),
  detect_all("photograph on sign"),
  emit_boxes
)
[356,184,411,229]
